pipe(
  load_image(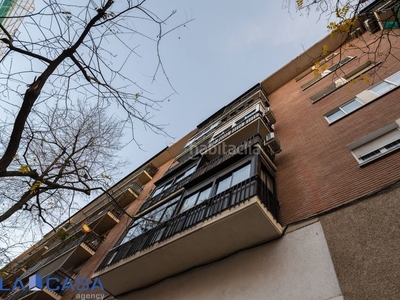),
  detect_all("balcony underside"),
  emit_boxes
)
[95,195,282,295]
[117,187,138,208]
[89,211,120,236]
